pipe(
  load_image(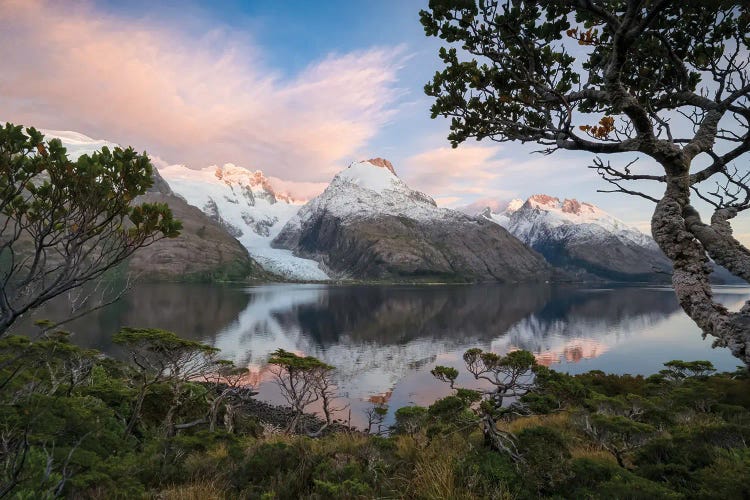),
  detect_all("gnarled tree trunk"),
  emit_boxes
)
[652,173,750,364]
